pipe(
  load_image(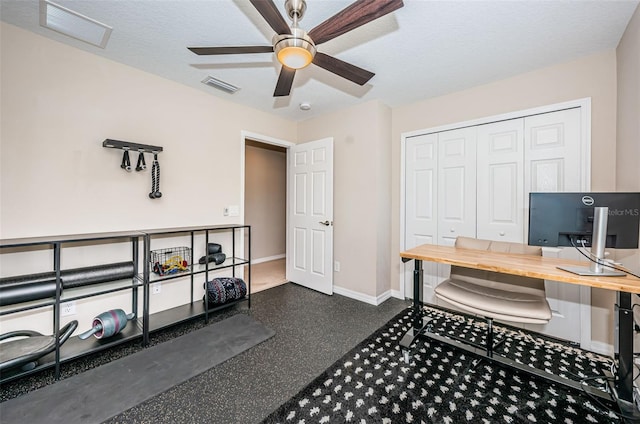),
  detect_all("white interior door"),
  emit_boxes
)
[286,138,334,295]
